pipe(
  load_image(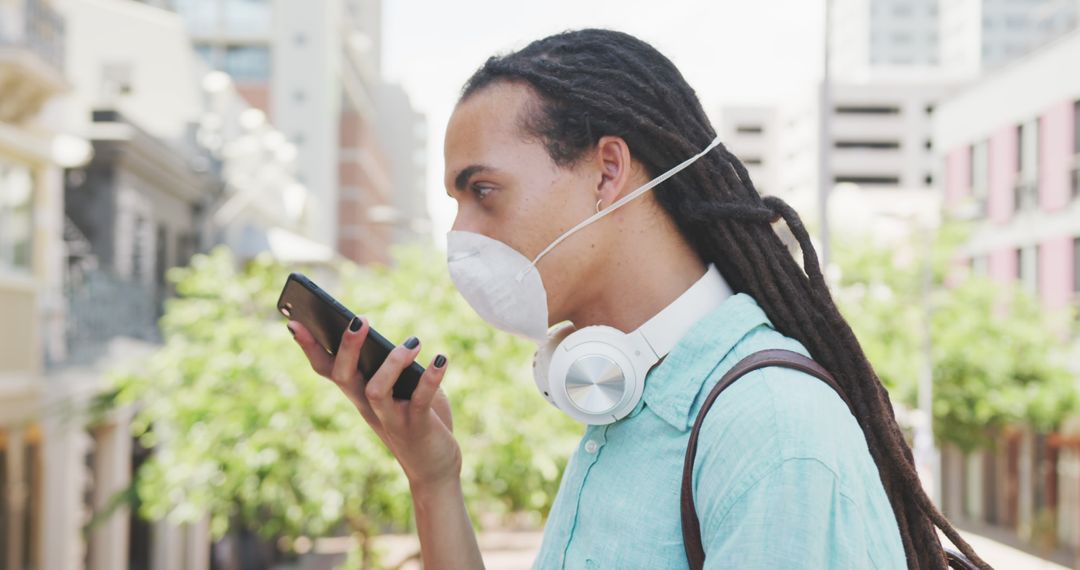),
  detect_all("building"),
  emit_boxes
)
[718,81,956,222]
[830,0,943,81]
[0,0,90,567]
[169,0,416,264]
[714,106,779,197]
[941,0,1080,76]
[830,0,1080,81]
[934,27,1080,554]
[371,81,430,245]
[0,0,324,568]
